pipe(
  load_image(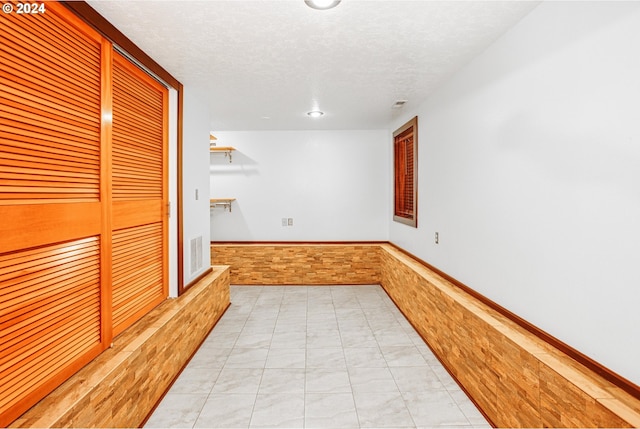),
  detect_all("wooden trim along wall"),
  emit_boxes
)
[210,241,640,427]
